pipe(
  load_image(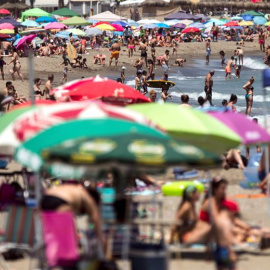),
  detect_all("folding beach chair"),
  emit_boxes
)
[0,205,36,270]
